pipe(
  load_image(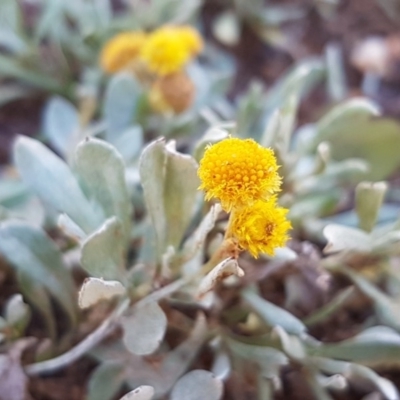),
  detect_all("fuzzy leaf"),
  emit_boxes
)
[81,217,125,280]
[139,139,199,257]
[74,138,132,238]
[78,278,126,309]
[314,98,400,180]
[171,370,223,400]
[14,136,101,233]
[242,289,306,335]
[323,224,371,254]
[103,73,140,143]
[0,221,76,325]
[119,386,155,400]
[122,301,167,355]
[87,362,126,400]
[43,96,79,156]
